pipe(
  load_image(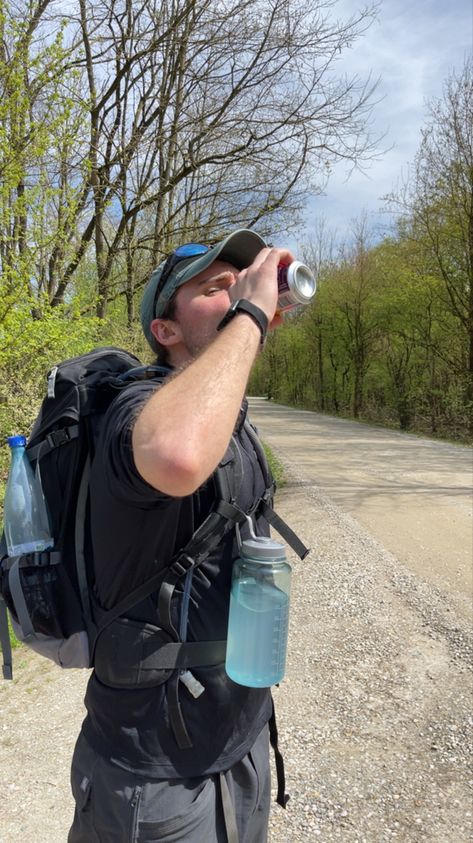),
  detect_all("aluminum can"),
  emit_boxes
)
[277,261,316,312]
